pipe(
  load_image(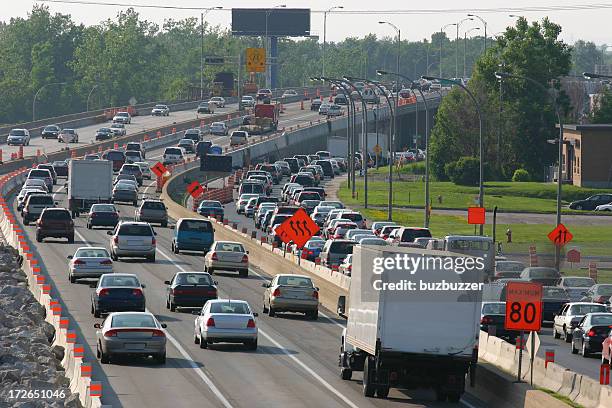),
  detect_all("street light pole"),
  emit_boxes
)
[467,13,488,51]
[200,7,222,101]
[323,6,343,78]
[463,27,480,78]
[497,71,564,268]
[440,23,457,78]
[456,18,473,79]
[33,82,67,122]
[86,84,99,112]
